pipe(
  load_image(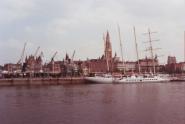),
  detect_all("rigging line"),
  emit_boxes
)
[117,40,129,61]
[149,35,166,65]
[135,29,149,47]
[134,28,147,58]
[150,33,167,62]
[92,38,104,59]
